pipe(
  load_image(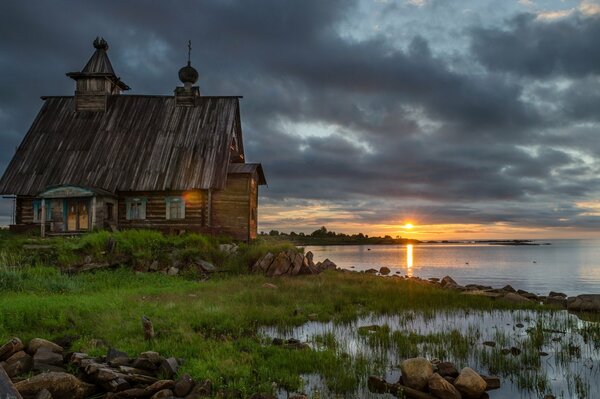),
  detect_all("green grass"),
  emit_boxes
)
[0,260,538,396]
